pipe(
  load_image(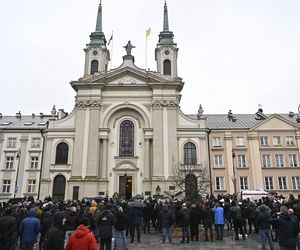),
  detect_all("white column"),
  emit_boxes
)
[101,138,108,179]
[144,138,150,179]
